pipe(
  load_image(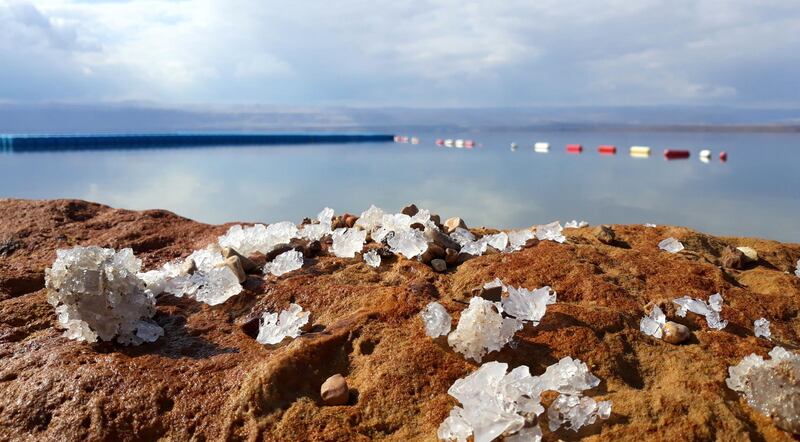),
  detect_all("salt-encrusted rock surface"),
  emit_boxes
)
[1,198,800,441]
